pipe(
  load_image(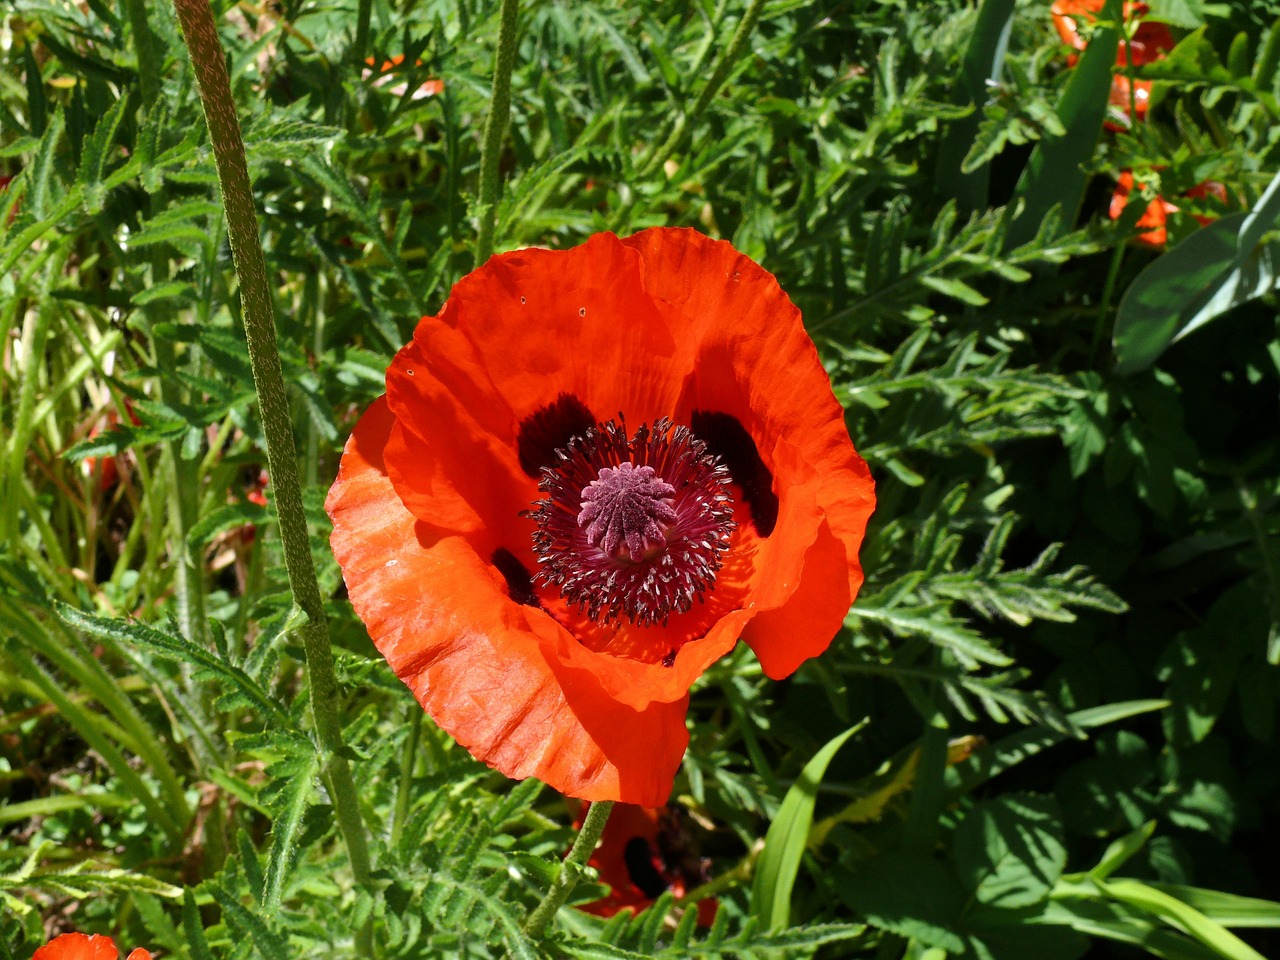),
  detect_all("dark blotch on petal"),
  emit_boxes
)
[623,837,669,899]
[492,548,541,607]
[692,411,778,537]
[517,393,595,477]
